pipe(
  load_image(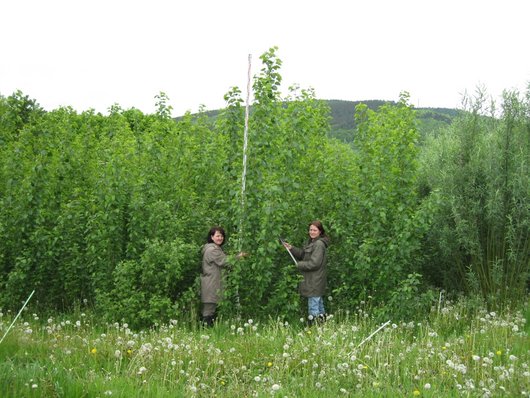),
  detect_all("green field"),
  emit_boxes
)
[1,299,528,397]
